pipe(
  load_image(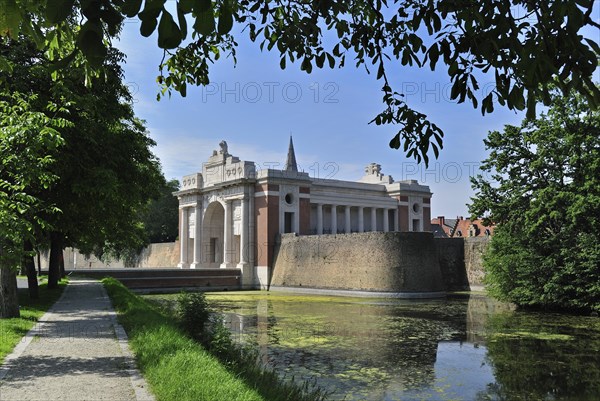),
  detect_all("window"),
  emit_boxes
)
[284,212,294,233]
[285,193,293,205]
[412,203,420,213]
